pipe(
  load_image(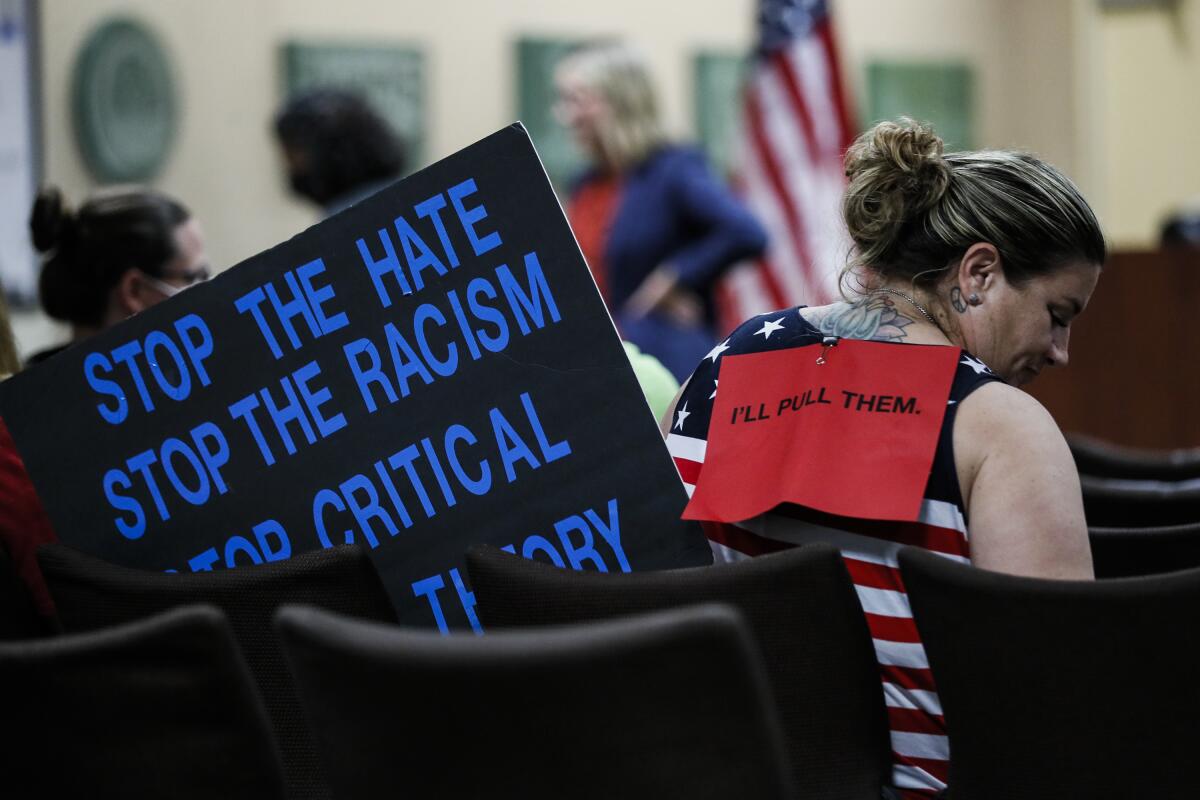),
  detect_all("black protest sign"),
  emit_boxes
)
[0,124,709,629]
